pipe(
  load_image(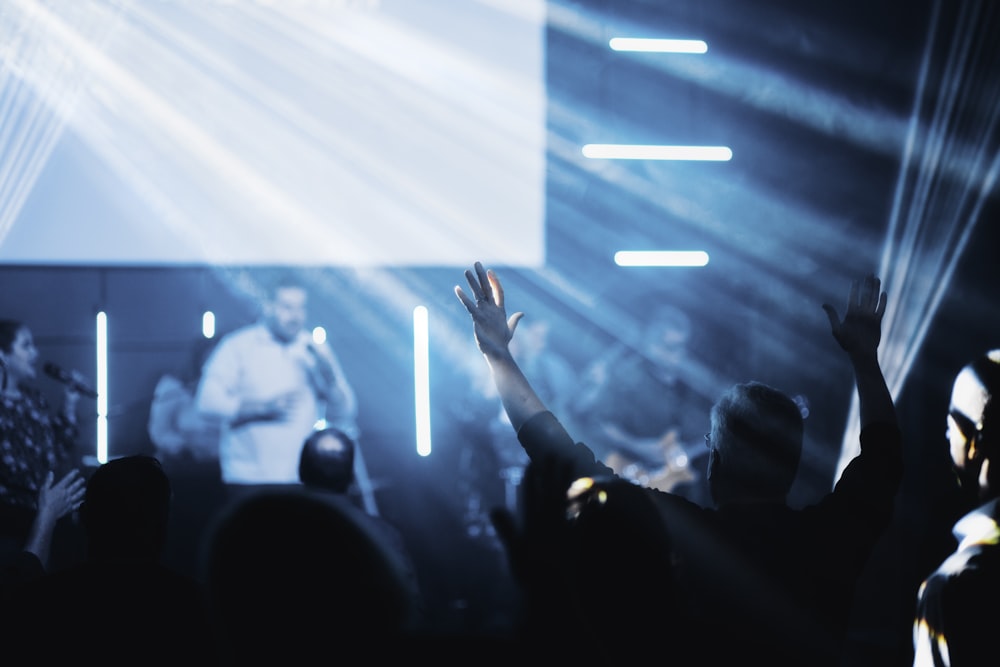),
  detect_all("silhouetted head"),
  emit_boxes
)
[947,350,1000,503]
[299,427,355,493]
[706,381,804,506]
[80,455,172,561]
[563,474,682,649]
[204,490,416,661]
